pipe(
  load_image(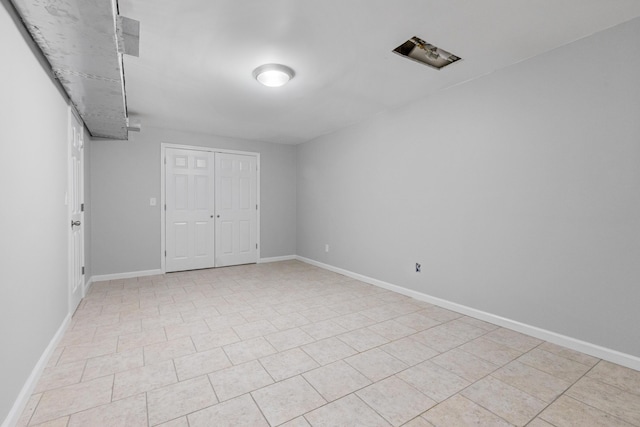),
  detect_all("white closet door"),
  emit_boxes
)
[215,152,257,267]
[165,148,215,272]
[68,110,84,314]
